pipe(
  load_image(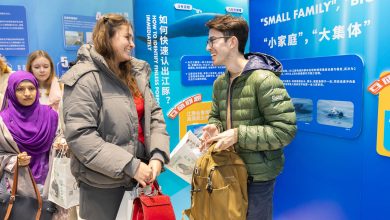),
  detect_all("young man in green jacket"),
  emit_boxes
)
[201,15,297,220]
